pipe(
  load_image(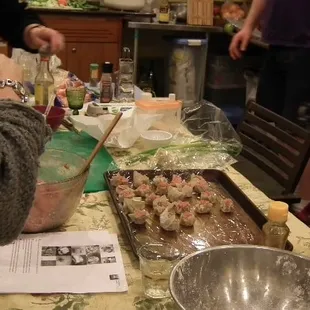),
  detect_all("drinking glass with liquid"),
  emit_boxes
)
[66,85,86,115]
[138,243,181,299]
